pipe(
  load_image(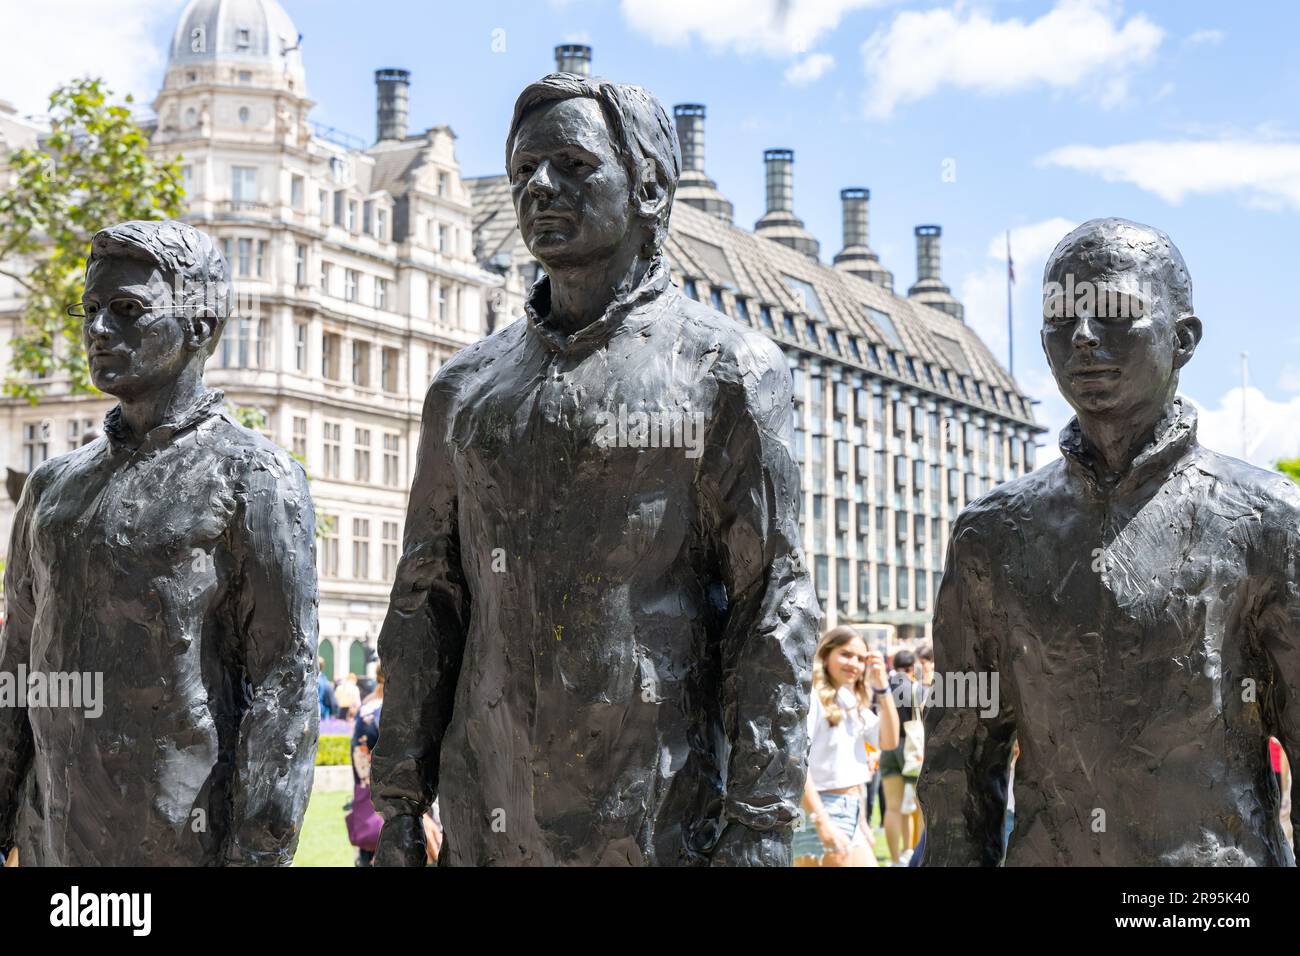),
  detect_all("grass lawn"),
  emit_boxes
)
[293,789,356,867]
